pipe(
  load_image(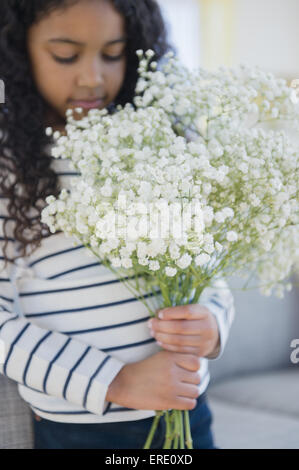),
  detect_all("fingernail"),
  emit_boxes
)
[150,329,155,337]
[147,319,153,328]
[158,311,164,319]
